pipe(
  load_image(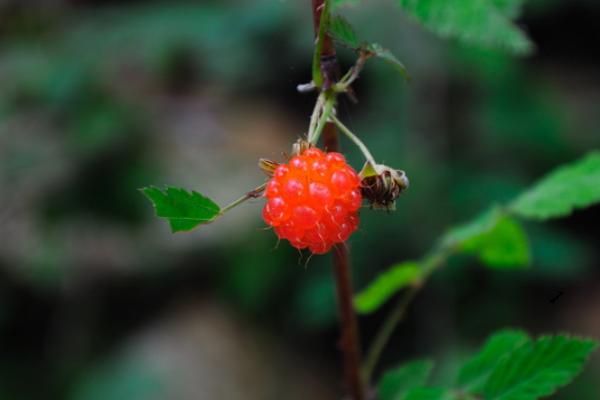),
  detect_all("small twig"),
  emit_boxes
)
[219,183,266,215]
